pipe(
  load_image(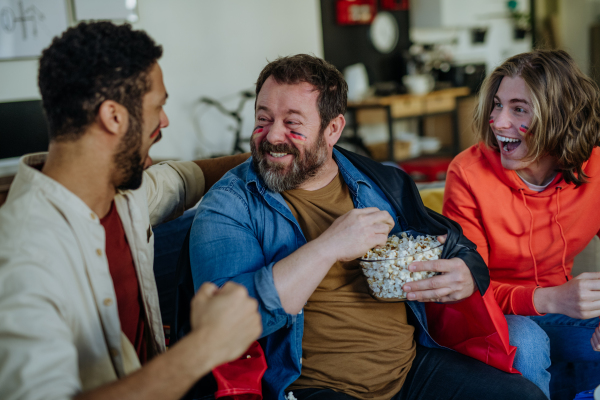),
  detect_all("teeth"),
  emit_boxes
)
[497,135,520,143]
[270,152,287,158]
